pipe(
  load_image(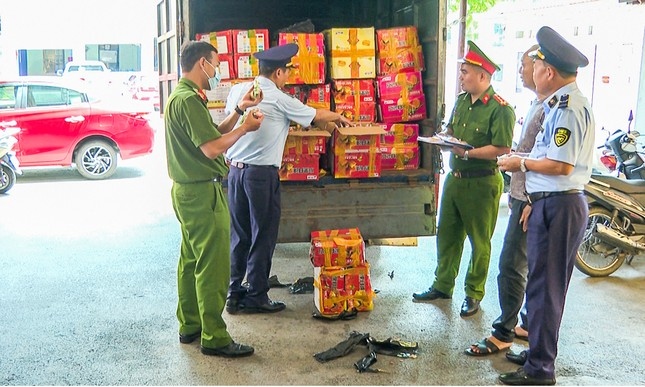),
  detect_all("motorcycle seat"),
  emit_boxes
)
[590,174,645,194]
